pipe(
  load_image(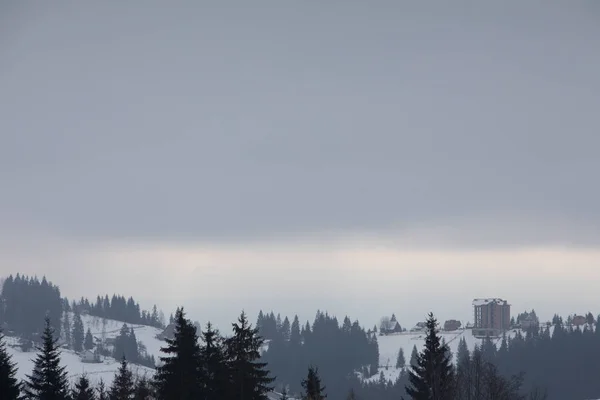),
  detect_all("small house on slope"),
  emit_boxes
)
[156,323,176,341]
[81,350,101,363]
